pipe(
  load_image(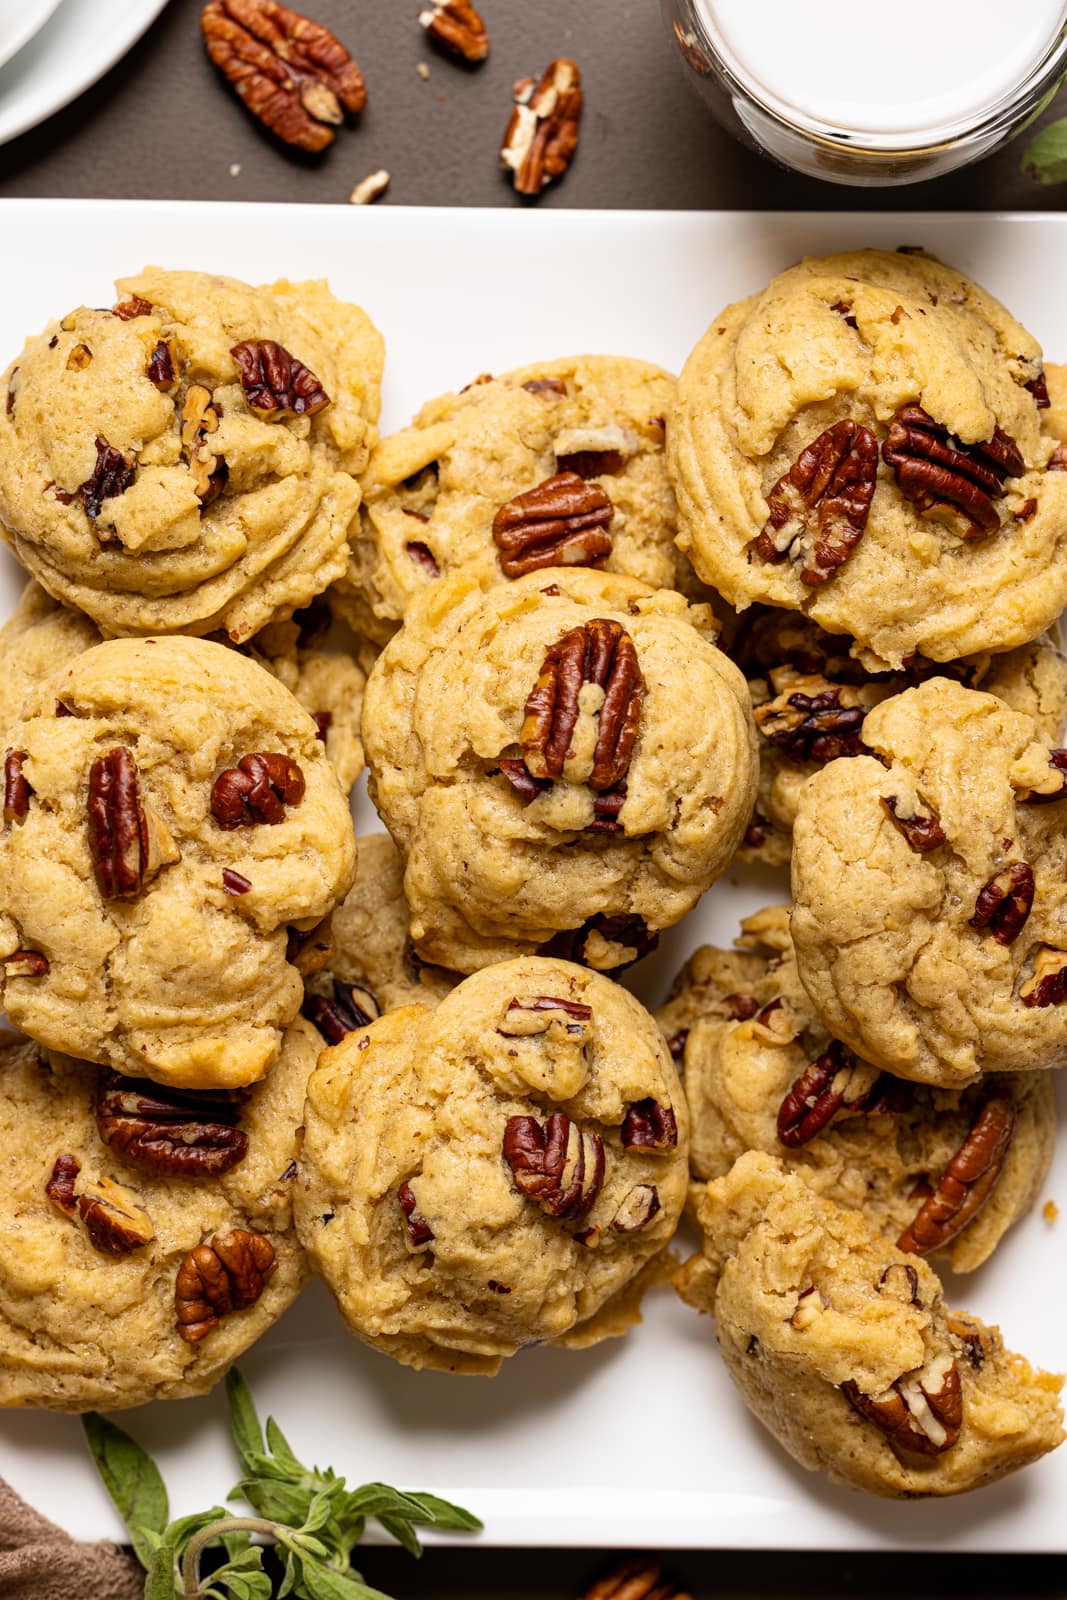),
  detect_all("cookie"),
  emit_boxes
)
[294,957,689,1374]
[669,249,1067,667]
[301,831,456,1043]
[791,677,1067,1086]
[0,268,383,641]
[333,355,679,643]
[0,1023,315,1411]
[0,636,356,1088]
[664,905,1054,1273]
[728,606,1067,867]
[0,579,102,737]
[361,567,757,973]
[677,1152,1064,1498]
